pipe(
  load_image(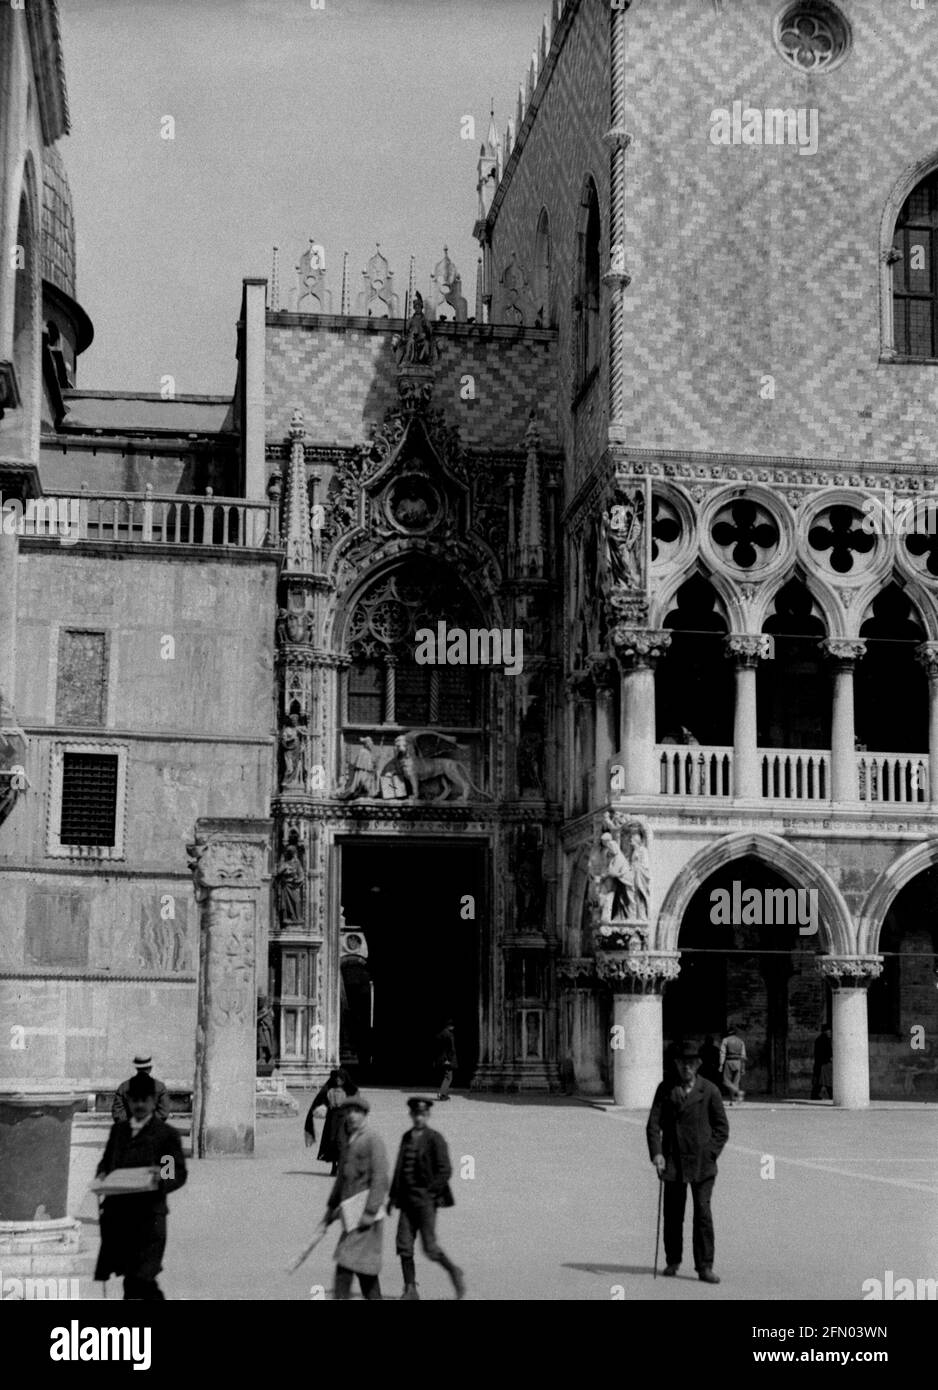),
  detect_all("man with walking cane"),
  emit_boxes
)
[646,1041,729,1284]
